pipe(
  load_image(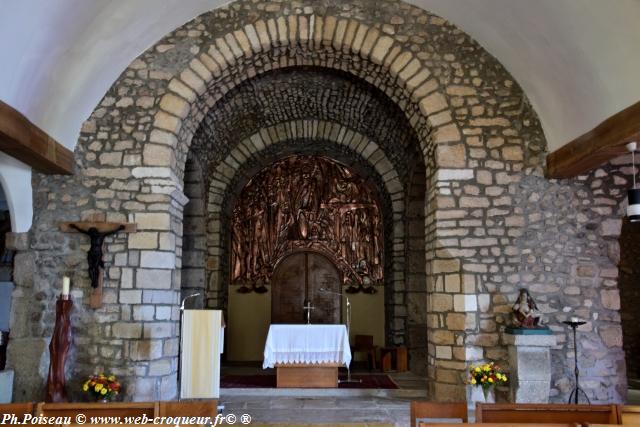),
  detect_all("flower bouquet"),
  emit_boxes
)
[468,362,508,399]
[82,373,121,402]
